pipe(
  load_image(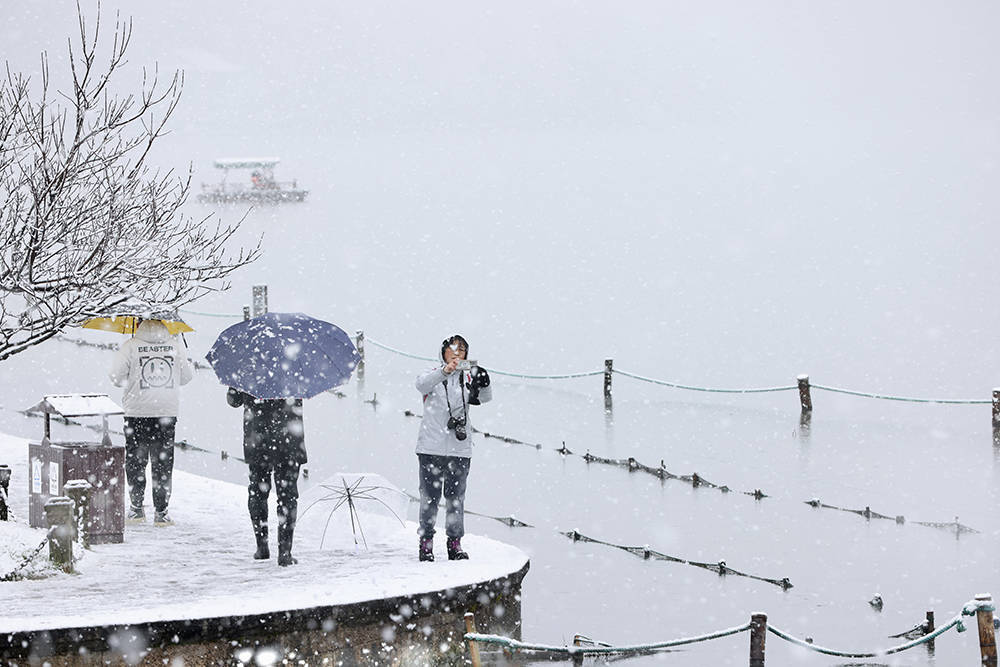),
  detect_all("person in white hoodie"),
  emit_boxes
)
[414,334,492,562]
[109,319,194,525]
